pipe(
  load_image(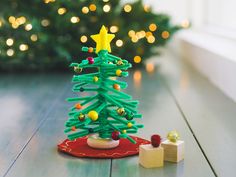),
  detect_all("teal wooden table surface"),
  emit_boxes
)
[0,53,235,177]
